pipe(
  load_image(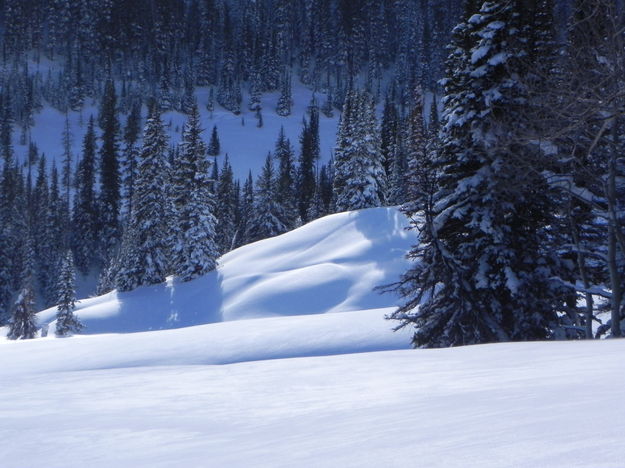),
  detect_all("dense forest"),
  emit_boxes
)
[3,0,625,347]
